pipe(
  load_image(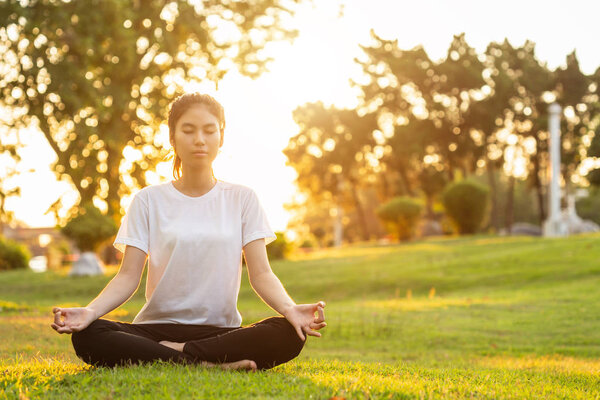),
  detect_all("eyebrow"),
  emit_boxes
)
[181,122,218,129]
